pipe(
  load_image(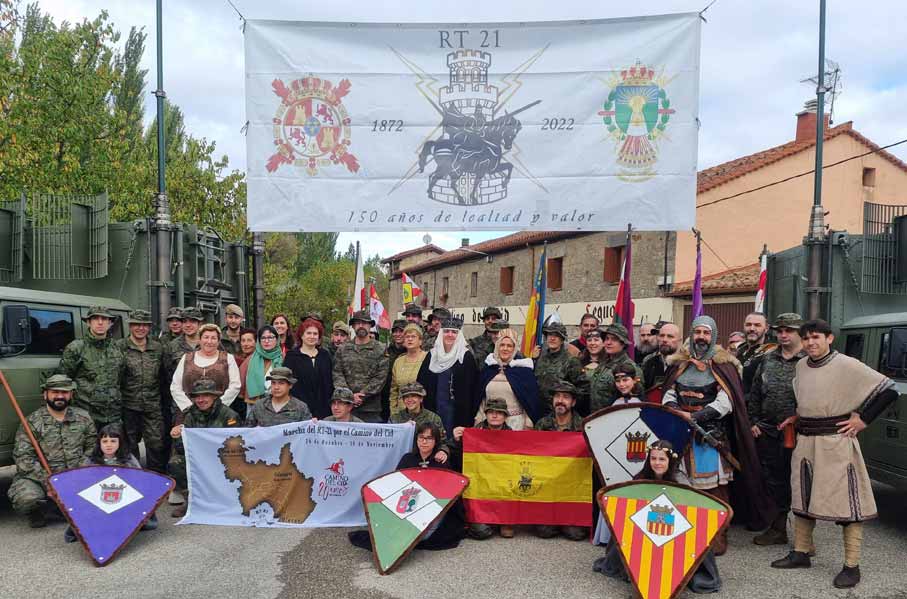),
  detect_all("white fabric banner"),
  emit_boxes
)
[244,14,701,232]
[180,421,414,527]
